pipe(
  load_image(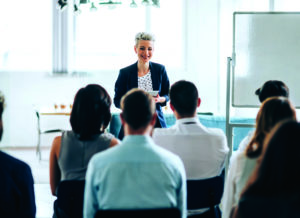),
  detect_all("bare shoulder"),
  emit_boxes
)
[50,136,62,157]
